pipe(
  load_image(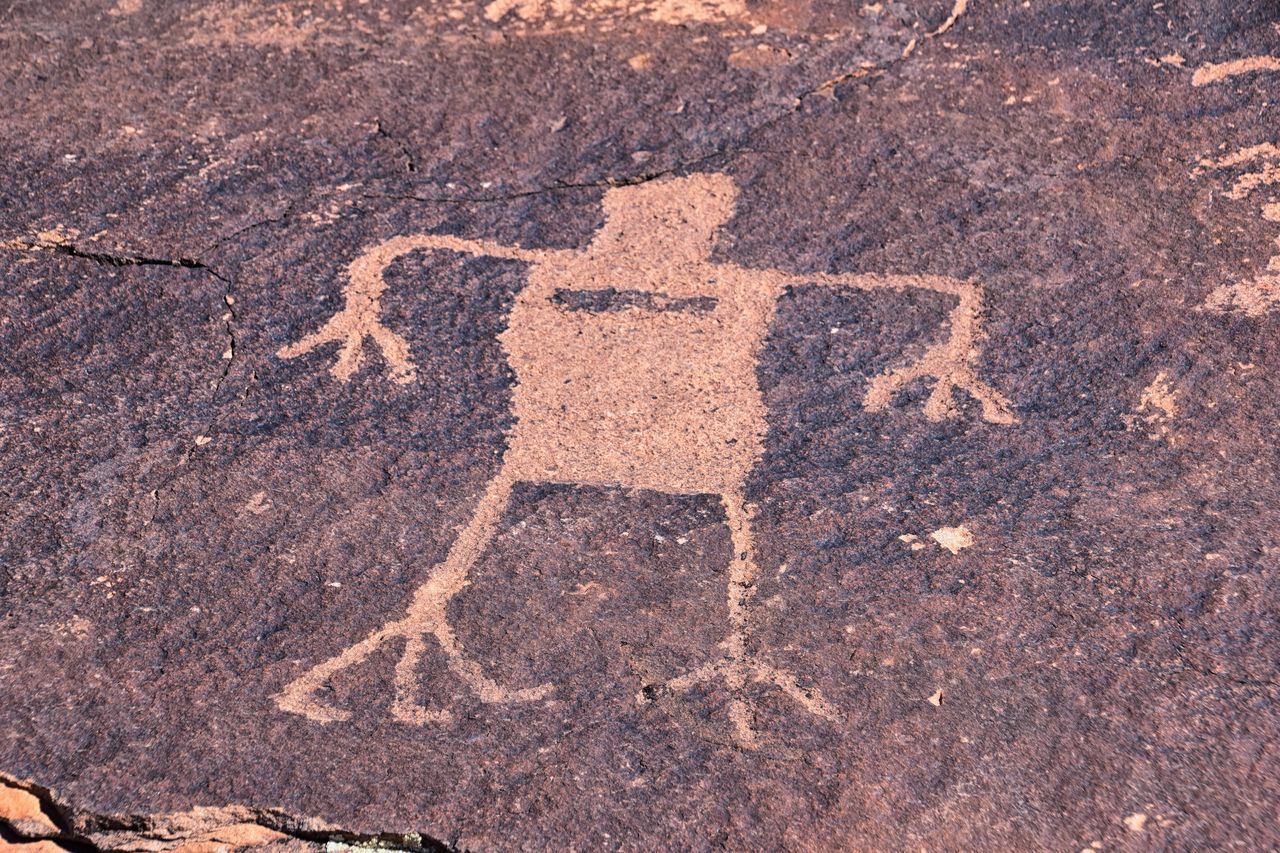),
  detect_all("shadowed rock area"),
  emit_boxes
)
[2,0,1279,849]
